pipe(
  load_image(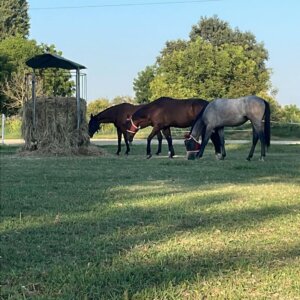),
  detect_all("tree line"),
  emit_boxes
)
[0,0,74,116]
[132,16,299,123]
[0,1,299,123]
